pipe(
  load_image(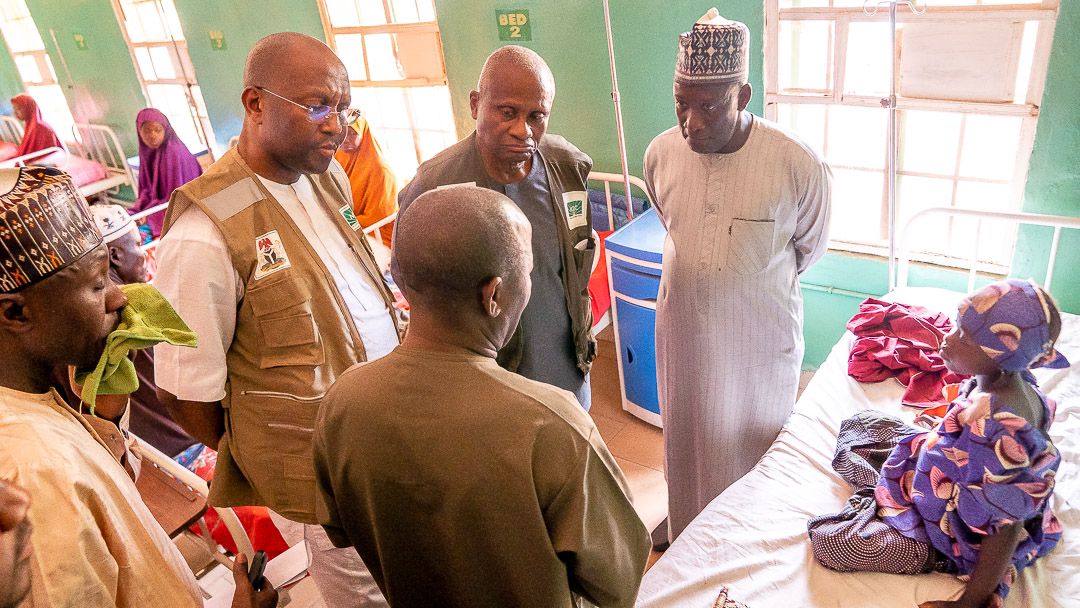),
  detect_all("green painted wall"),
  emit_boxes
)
[173,0,326,152]
[1011,0,1080,313]
[434,0,764,175]
[25,0,148,156]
